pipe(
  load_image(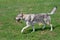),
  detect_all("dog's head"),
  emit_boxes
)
[16,13,23,22]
